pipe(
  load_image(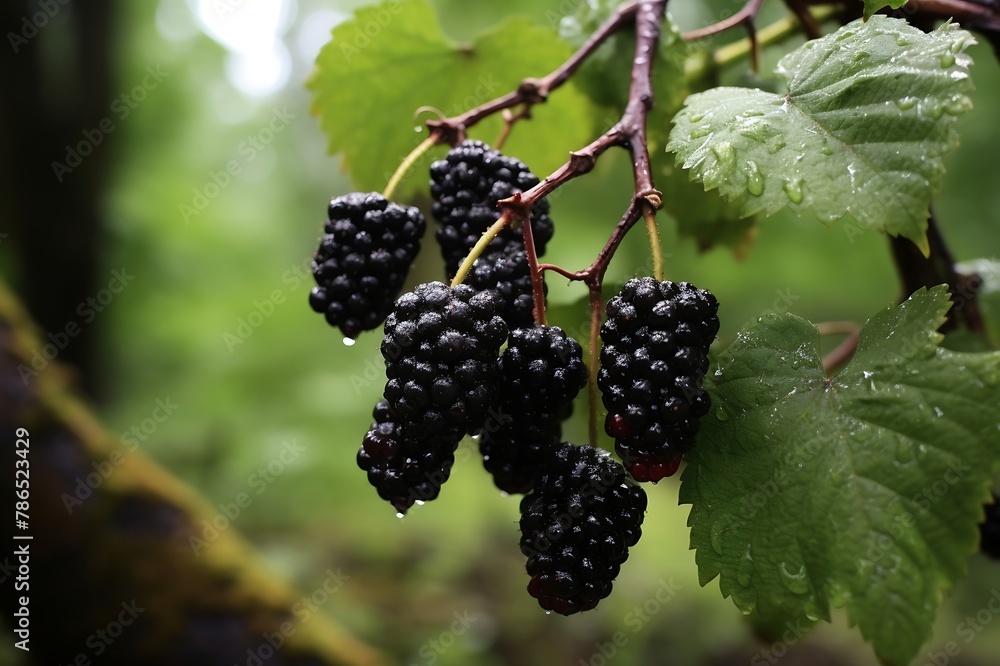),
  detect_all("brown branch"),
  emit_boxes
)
[682,0,765,41]
[783,0,823,40]
[823,327,861,375]
[424,1,641,145]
